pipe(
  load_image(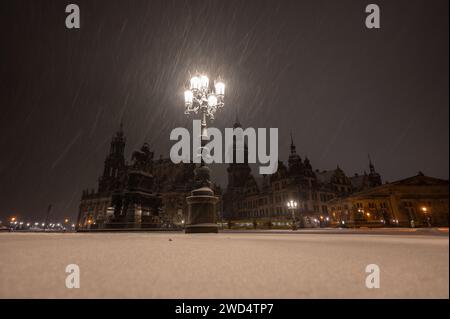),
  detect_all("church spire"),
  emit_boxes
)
[116,121,123,138]
[367,154,382,187]
[368,154,375,174]
[99,123,126,193]
[290,130,296,154]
